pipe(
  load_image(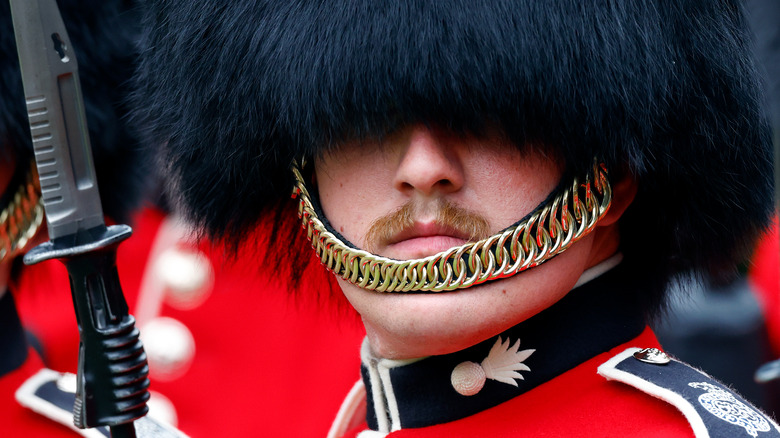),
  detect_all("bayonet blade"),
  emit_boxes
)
[10,0,105,241]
